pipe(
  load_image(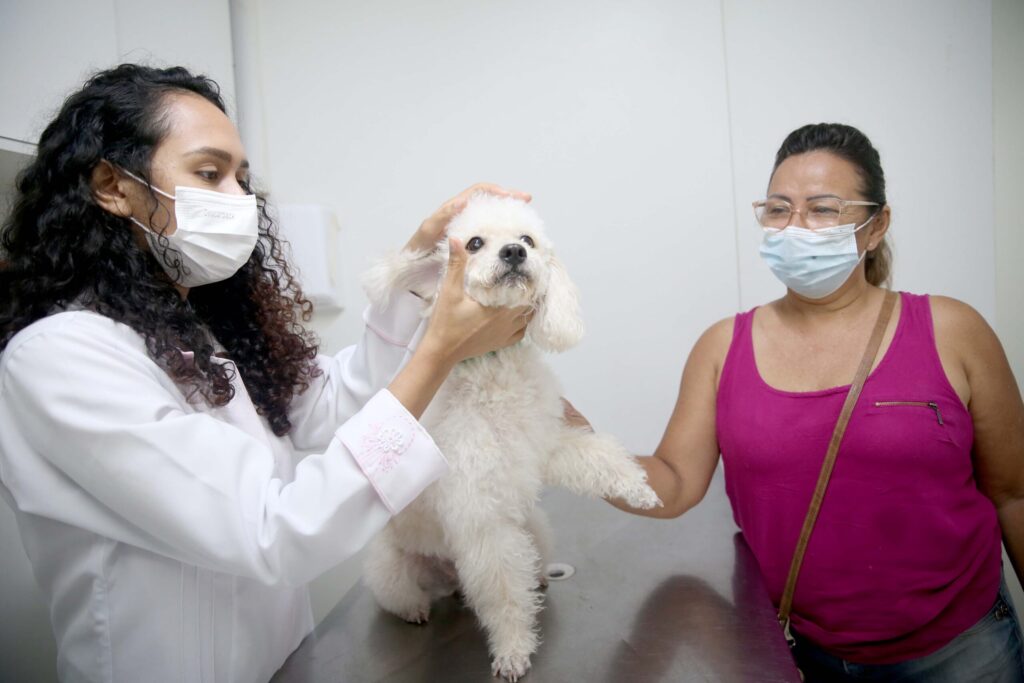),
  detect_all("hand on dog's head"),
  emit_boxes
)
[437,193,583,353]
